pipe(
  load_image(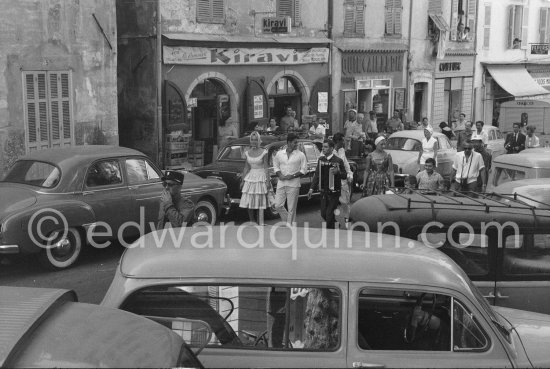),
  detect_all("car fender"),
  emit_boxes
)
[2,201,96,255]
